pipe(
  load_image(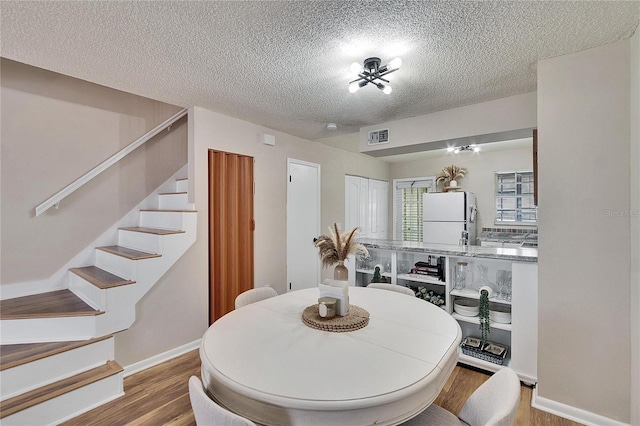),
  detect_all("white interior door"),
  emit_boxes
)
[345,175,361,234]
[287,159,320,291]
[369,179,389,239]
[344,175,369,237]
